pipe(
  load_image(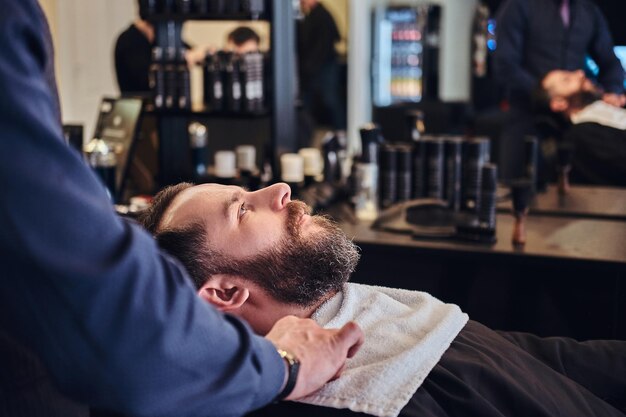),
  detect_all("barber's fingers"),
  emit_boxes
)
[265,316,364,401]
[602,93,626,108]
[338,321,364,359]
[329,322,364,380]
